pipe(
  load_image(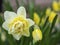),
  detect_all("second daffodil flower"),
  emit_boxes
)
[2,6,34,40]
[32,26,42,43]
